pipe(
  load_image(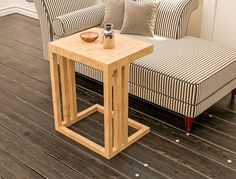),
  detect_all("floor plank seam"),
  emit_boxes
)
[9,14,41,28]
[131,109,236,155]
[0,73,51,100]
[0,88,52,117]
[0,62,49,85]
[135,142,213,179]
[151,130,236,172]
[204,112,236,125]
[0,128,47,179]
[0,42,44,60]
[194,121,236,139]
[224,108,236,114]
[0,54,49,74]
[121,153,172,179]
[0,40,44,60]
